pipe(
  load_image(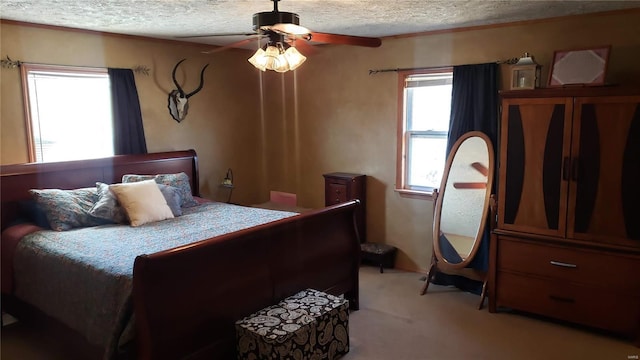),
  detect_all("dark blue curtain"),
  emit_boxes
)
[446,63,499,154]
[433,62,499,294]
[108,68,147,155]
